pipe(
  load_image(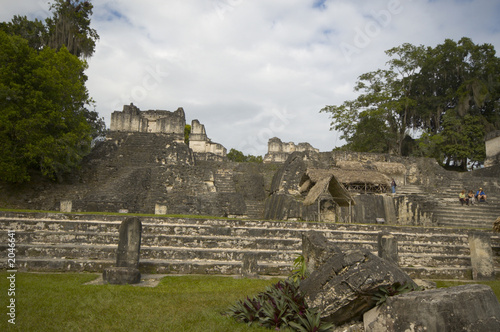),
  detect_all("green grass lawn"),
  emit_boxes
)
[0,273,282,332]
[2,272,500,332]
